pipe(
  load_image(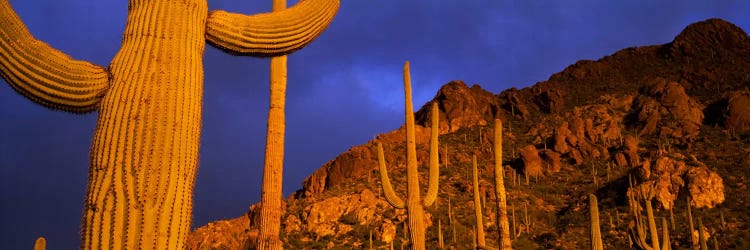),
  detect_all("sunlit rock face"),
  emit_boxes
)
[686,165,726,209]
[631,78,704,143]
